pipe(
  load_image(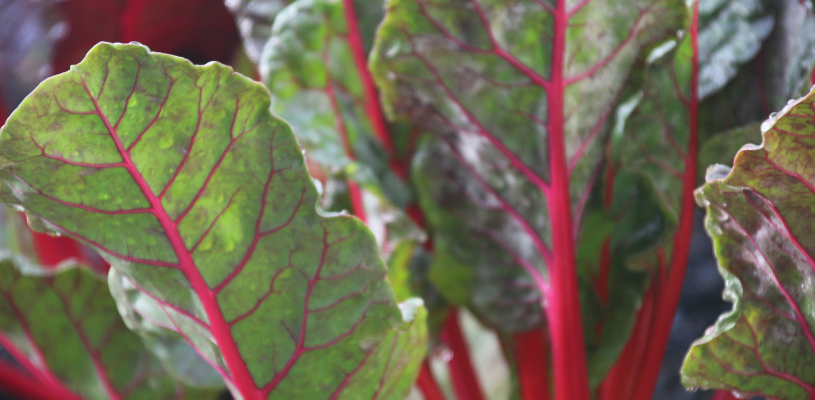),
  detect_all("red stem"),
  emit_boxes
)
[416,360,446,400]
[0,361,83,400]
[340,0,395,156]
[439,309,486,400]
[513,329,551,400]
[711,390,739,400]
[544,2,591,400]
[629,3,700,400]
[597,275,658,400]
